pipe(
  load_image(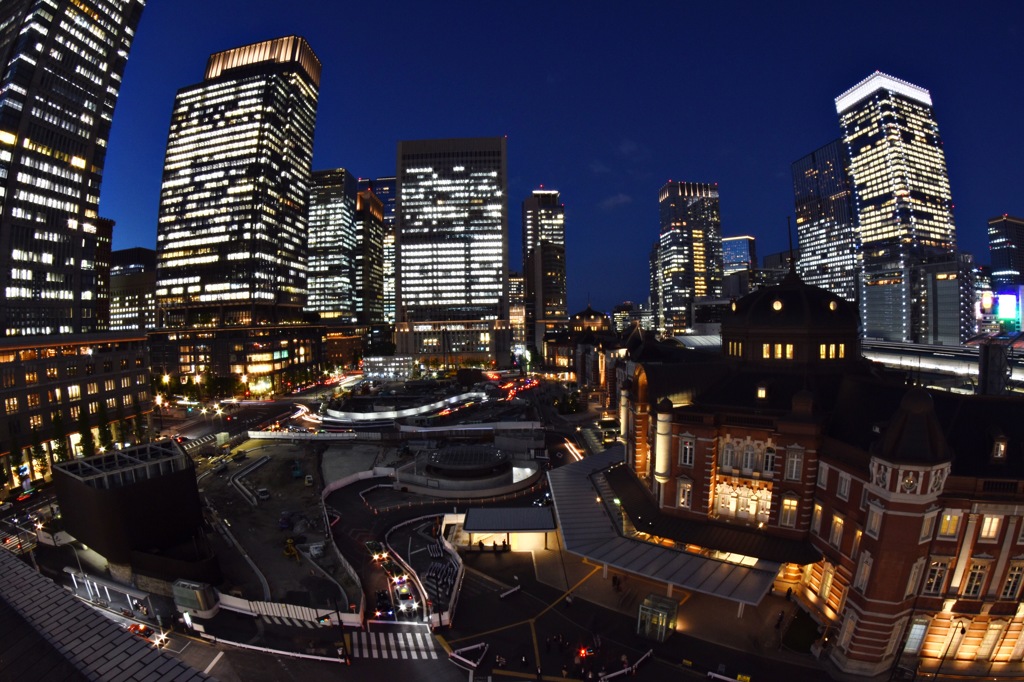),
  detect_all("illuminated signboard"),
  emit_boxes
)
[996,294,1018,321]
